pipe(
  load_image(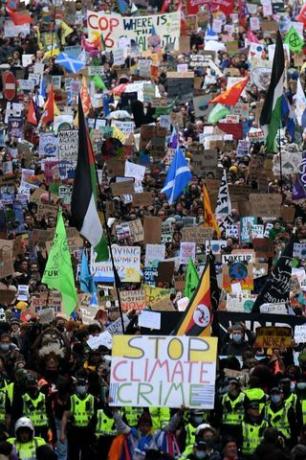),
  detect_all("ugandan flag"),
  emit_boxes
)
[71,98,109,262]
[175,263,212,337]
[209,76,249,106]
